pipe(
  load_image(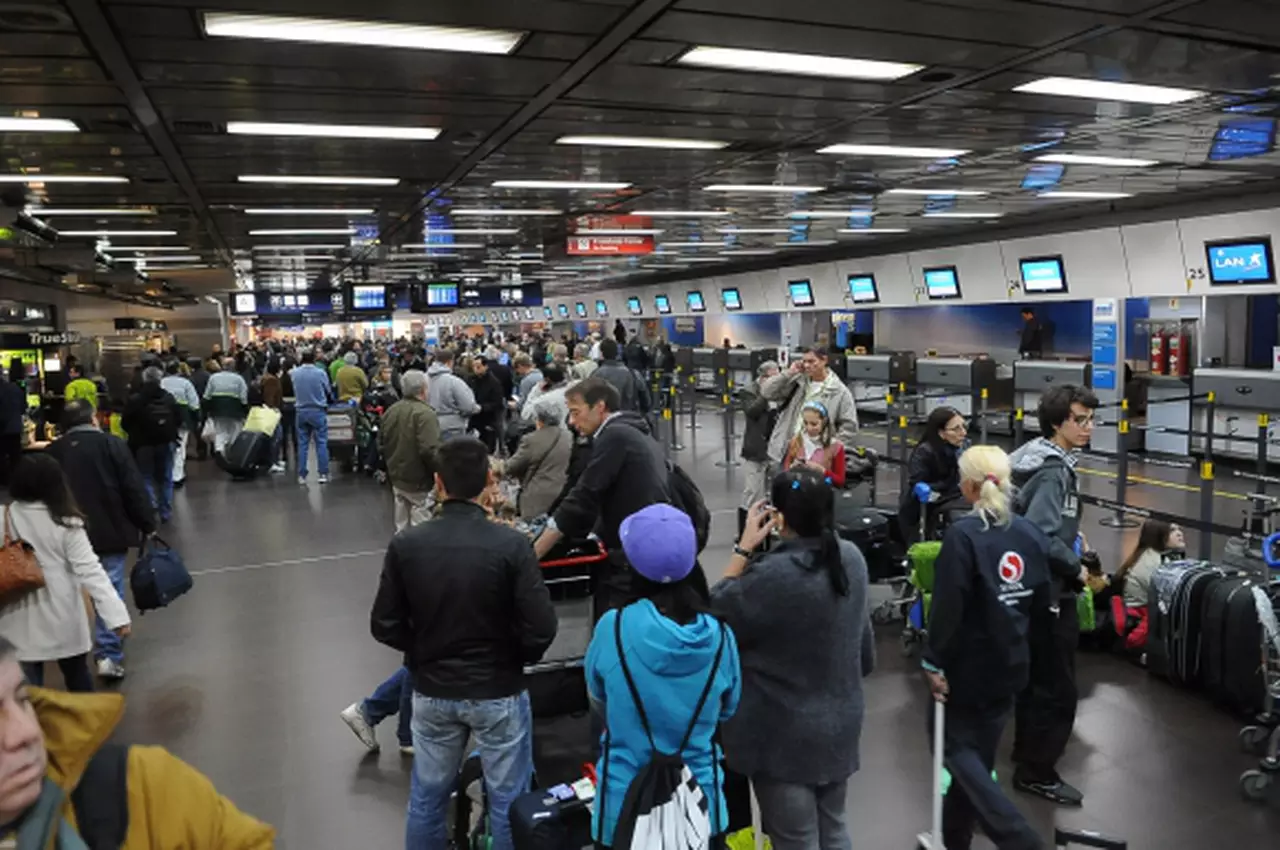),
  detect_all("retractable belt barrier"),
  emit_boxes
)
[715,365,740,469]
